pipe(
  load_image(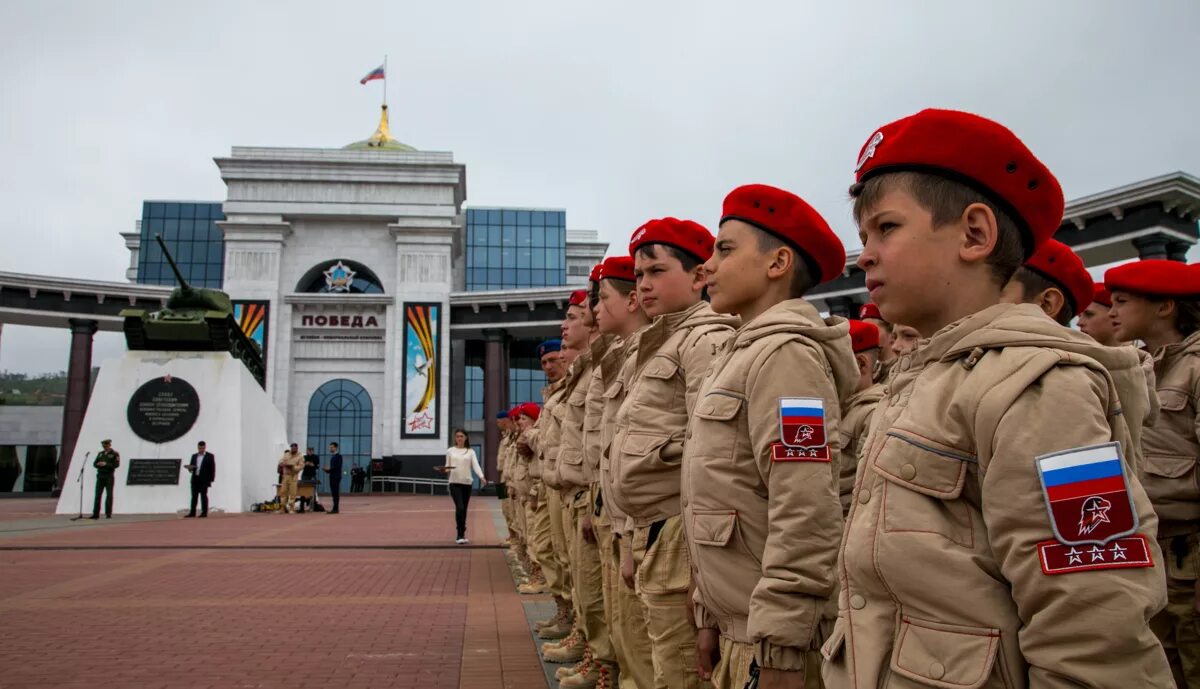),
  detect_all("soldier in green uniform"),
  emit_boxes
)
[90,439,120,519]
